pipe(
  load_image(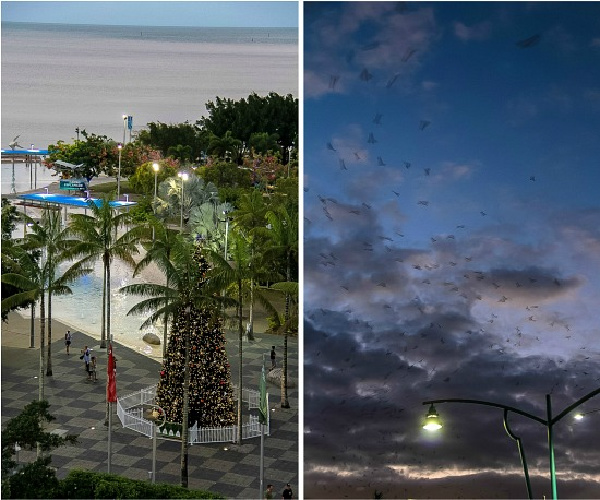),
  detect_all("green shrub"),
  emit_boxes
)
[7,456,60,499]
[58,469,224,499]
